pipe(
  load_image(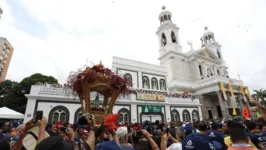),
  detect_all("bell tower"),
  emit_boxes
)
[156,6,182,58]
